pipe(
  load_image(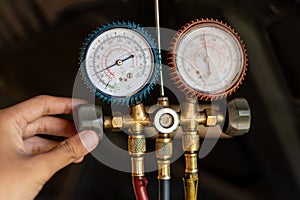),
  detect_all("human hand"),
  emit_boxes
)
[0,95,99,200]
